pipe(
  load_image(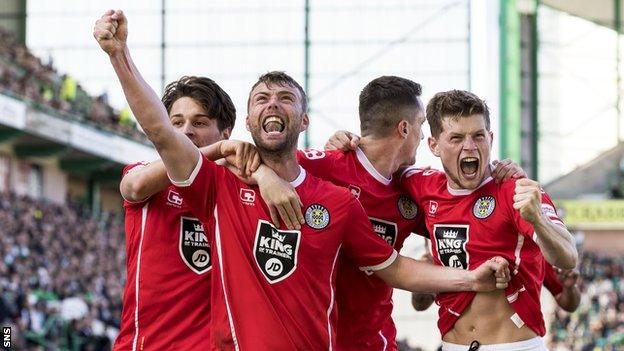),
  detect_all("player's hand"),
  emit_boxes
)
[93,9,128,56]
[470,256,510,291]
[324,130,360,151]
[220,140,261,178]
[411,291,435,311]
[491,159,527,183]
[255,166,305,230]
[512,178,544,224]
[555,267,580,289]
